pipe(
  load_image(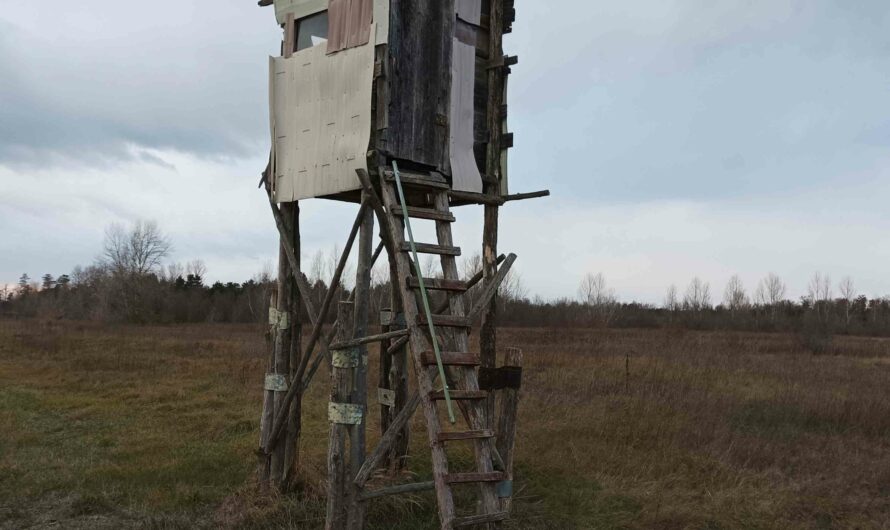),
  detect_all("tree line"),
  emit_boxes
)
[3,221,890,340]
